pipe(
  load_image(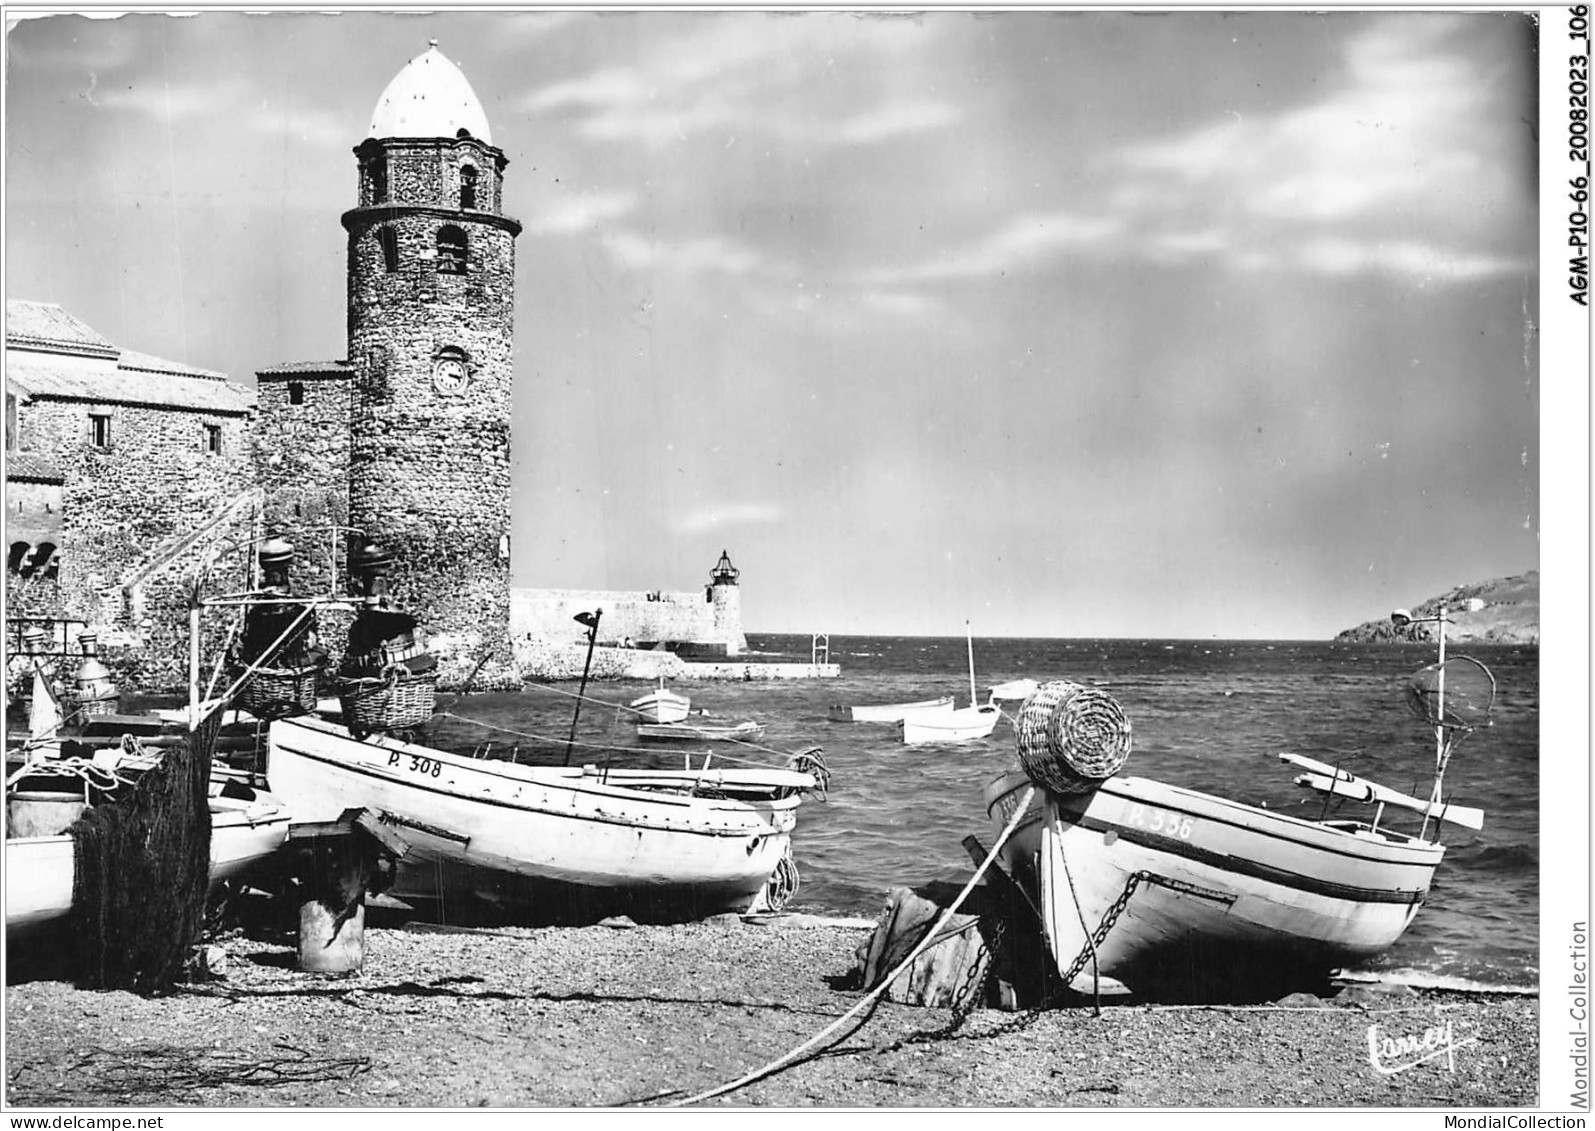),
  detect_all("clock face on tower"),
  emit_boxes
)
[433,357,470,394]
